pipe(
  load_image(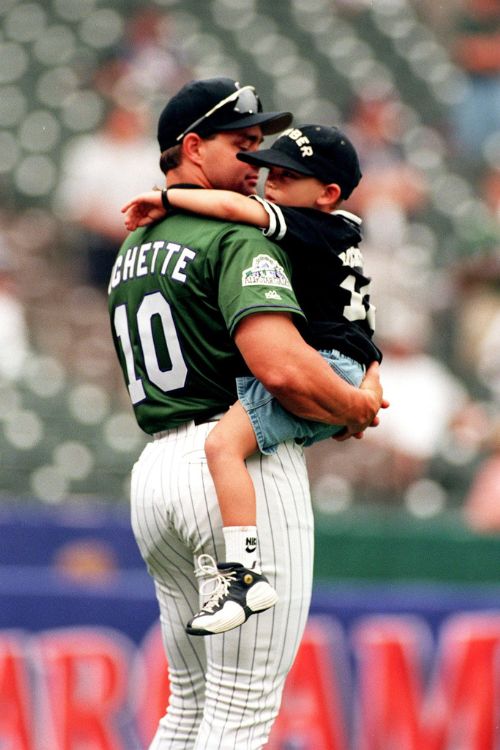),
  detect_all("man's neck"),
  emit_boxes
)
[167,165,211,189]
